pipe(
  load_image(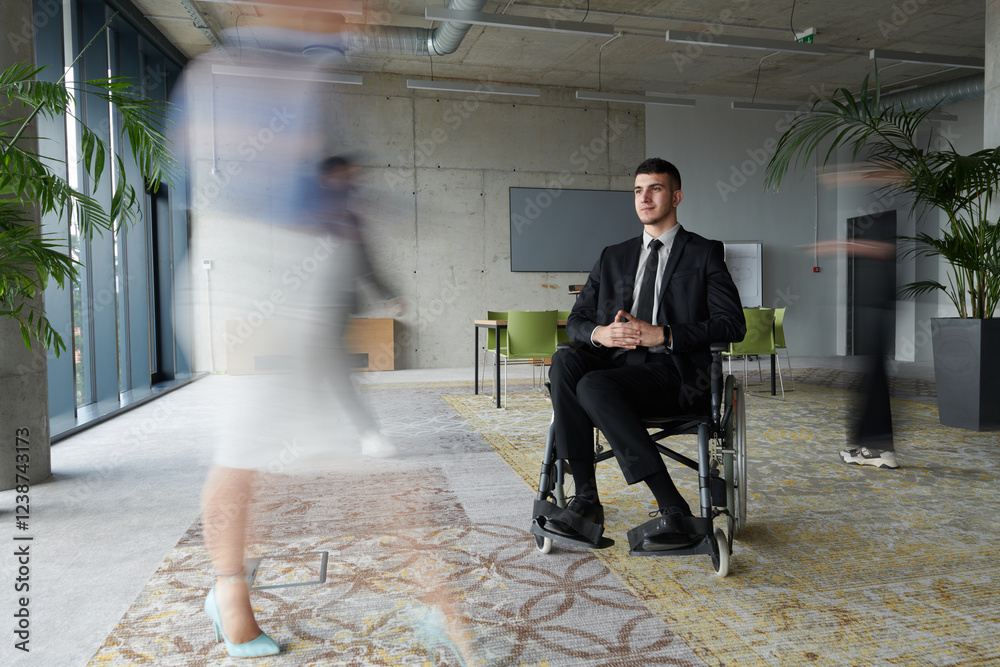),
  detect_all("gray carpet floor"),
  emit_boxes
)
[0,357,937,666]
